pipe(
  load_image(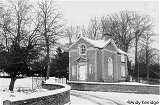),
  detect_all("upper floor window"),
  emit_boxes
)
[108,57,113,63]
[79,44,86,55]
[121,54,125,62]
